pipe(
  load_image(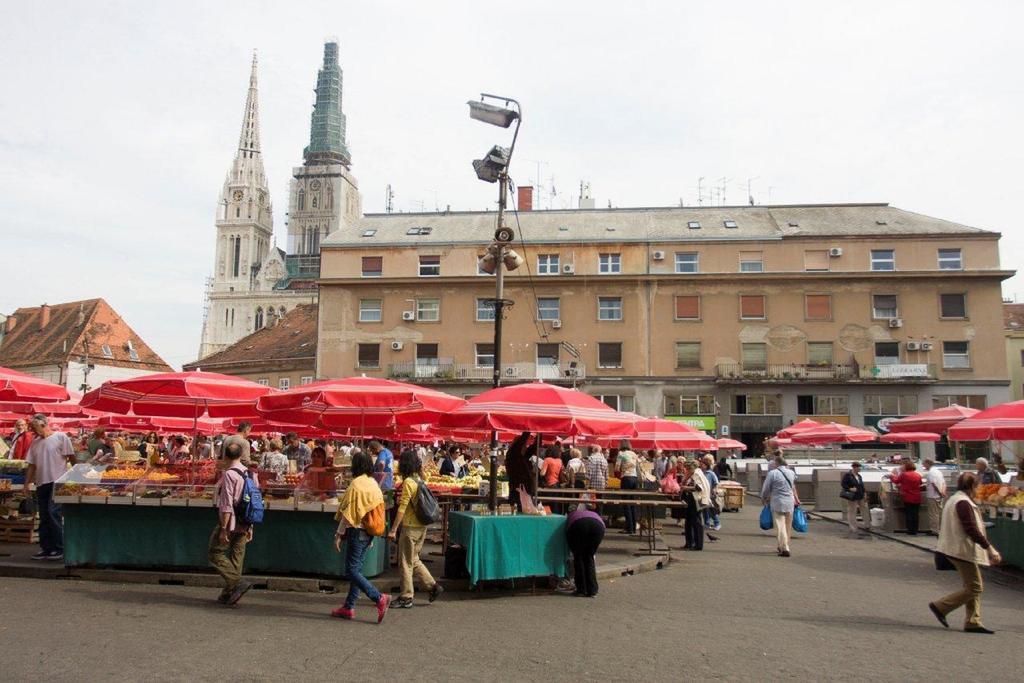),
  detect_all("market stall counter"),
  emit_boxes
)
[55,463,389,578]
[448,510,568,586]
